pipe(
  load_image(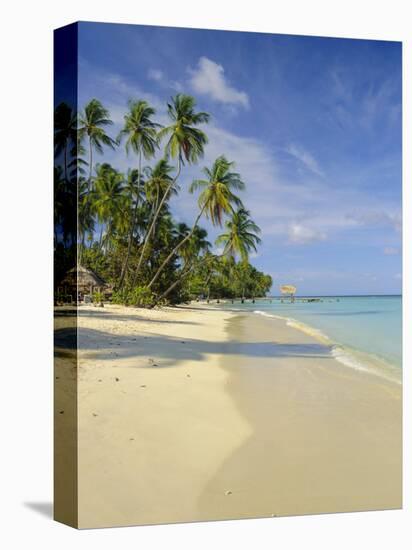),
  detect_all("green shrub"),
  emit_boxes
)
[112,286,155,307]
[92,290,104,305]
